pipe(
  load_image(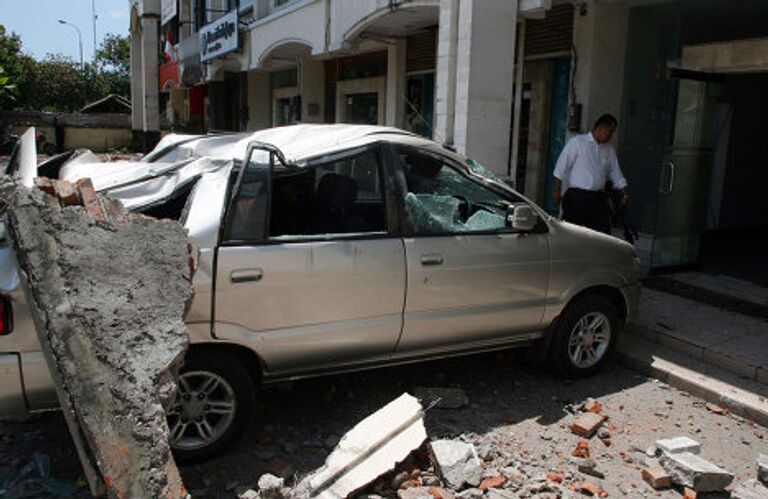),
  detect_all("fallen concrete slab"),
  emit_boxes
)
[659,451,734,492]
[430,440,483,490]
[0,176,192,497]
[655,436,701,455]
[296,393,427,499]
